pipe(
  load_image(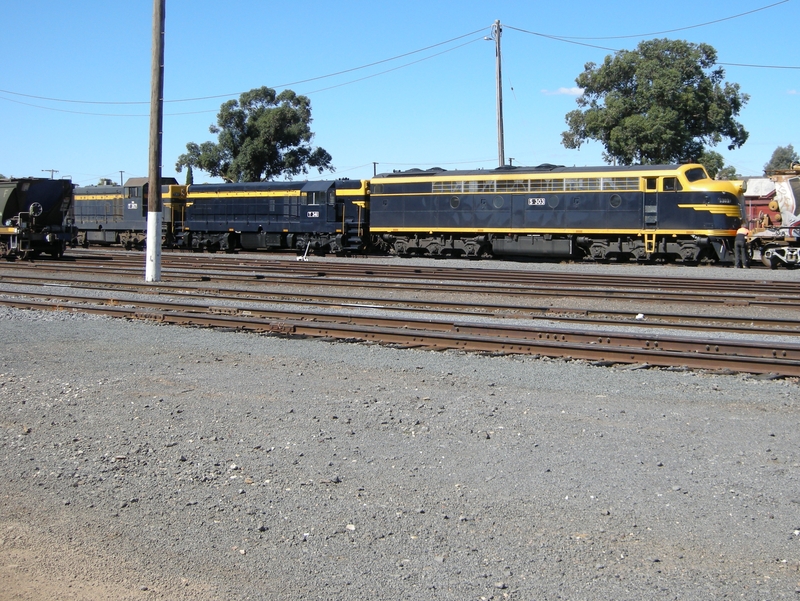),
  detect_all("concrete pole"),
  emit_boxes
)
[146,0,165,282]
